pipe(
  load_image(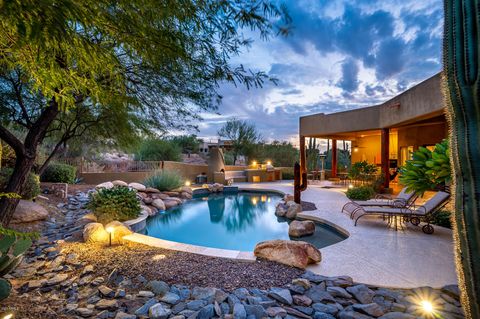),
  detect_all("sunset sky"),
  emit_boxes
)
[196,0,443,146]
